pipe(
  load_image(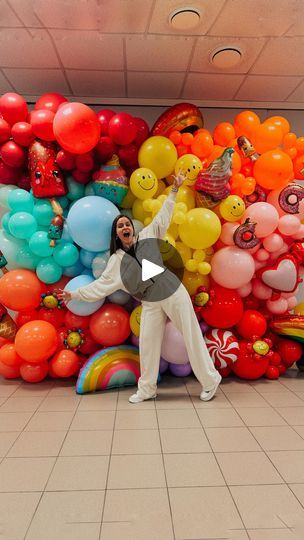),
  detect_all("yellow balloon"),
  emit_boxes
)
[164,185,195,210]
[294,302,304,315]
[179,208,221,249]
[160,233,176,261]
[198,261,211,275]
[120,188,136,209]
[130,306,142,337]
[130,168,158,200]
[132,199,150,222]
[169,241,192,269]
[155,179,166,197]
[167,222,179,240]
[138,136,177,179]
[182,270,210,295]
[219,195,245,222]
[186,259,198,272]
[175,154,202,186]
